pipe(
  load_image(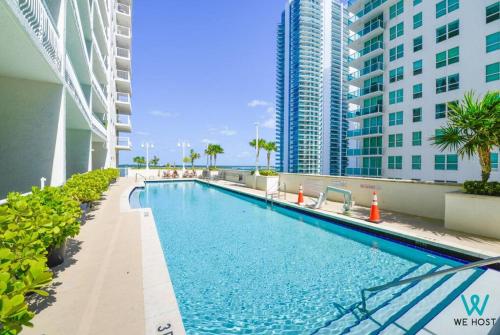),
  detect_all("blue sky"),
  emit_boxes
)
[121,0,284,166]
